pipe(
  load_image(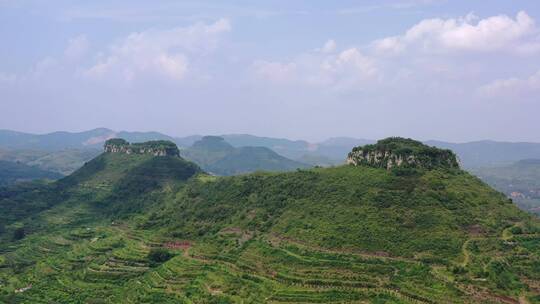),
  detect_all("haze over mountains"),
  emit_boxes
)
[2,128,540,170]
[182,136,310,176]
[0,160,63,186]
[2,128,540,216]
